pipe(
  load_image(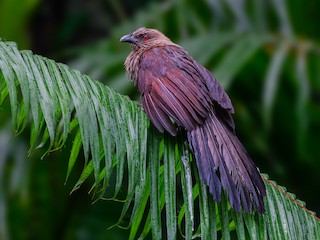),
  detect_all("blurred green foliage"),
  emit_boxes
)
[0,0,320,239]
[0,0,40,48]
